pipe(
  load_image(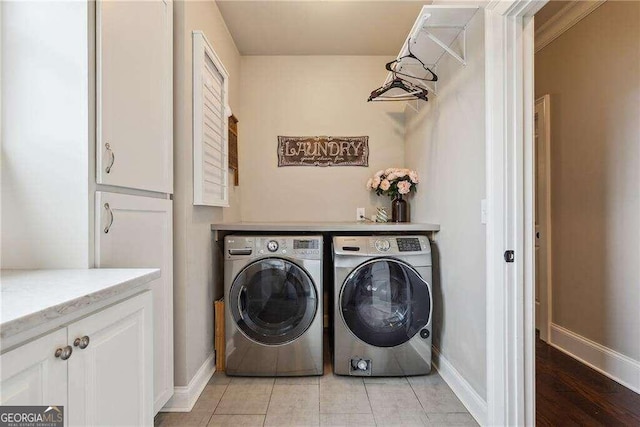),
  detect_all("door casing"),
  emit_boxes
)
[484,1,547,426]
